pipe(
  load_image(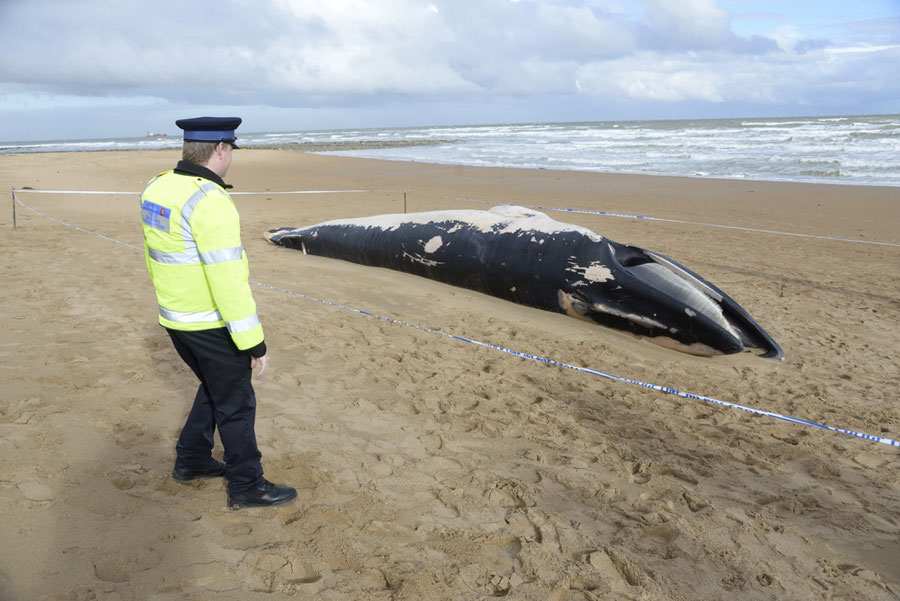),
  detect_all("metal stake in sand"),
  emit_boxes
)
[403,191,407,213]
[12,188,16,229]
